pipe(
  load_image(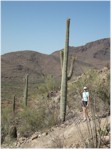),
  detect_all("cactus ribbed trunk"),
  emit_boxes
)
[24,74,29,107]
[60,19,70,122]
